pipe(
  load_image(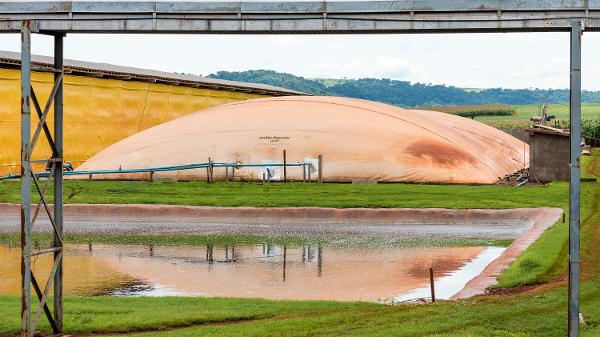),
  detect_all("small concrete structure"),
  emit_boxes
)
[526,128,570,183]
[501,128,530,144]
